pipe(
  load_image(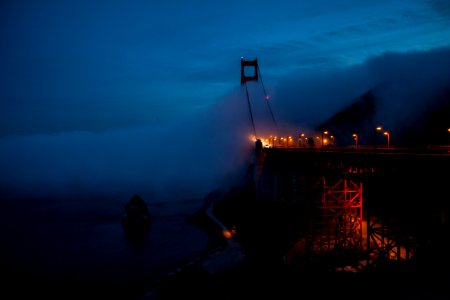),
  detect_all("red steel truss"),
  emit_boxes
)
[306,178,364,256]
